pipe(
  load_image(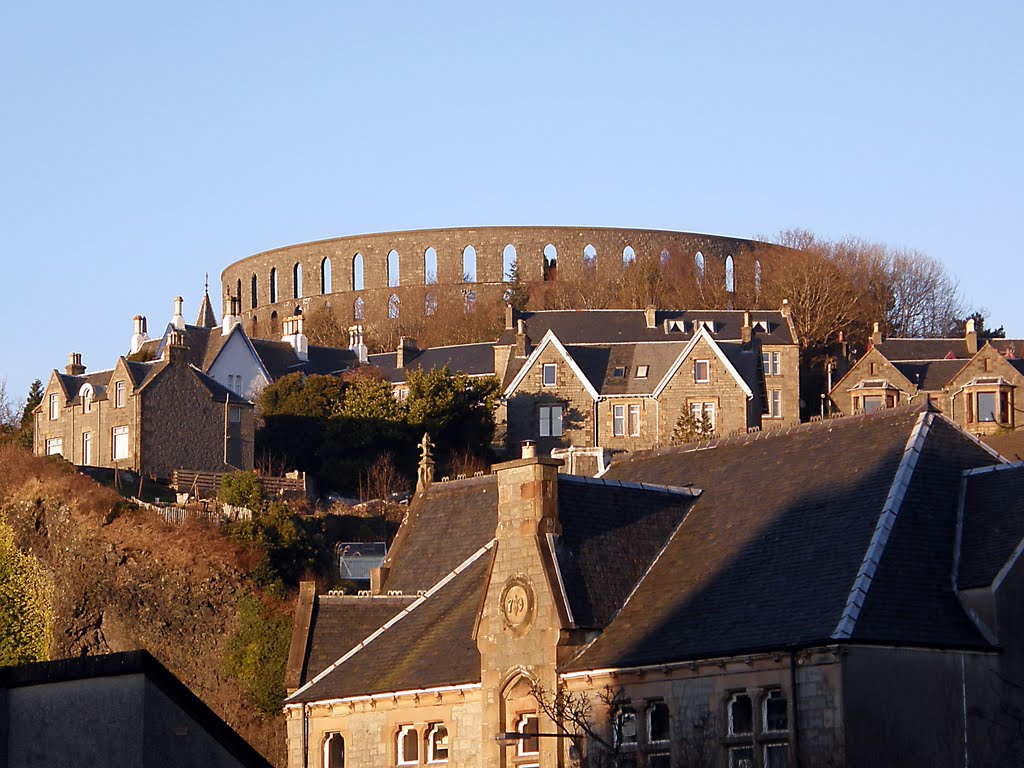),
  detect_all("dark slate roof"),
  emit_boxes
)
[582,342,686,396]
[874,338,972,361]
[248,338,357,379]
[301,595,414,684]
[892,359,967,391]
[567,407,995,671]
[383,475,498,593]
[367,343,496,383]
[496,310,796,347]
[196,291,218,328]
[191,367,251,404]
[958,464,1024,590]
[983,430,1024,462]
[554,476,697,628]
[289,551,490,702]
